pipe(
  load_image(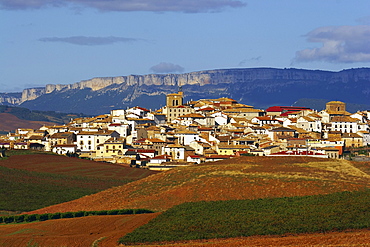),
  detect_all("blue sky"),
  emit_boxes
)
[1,0,370,92]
